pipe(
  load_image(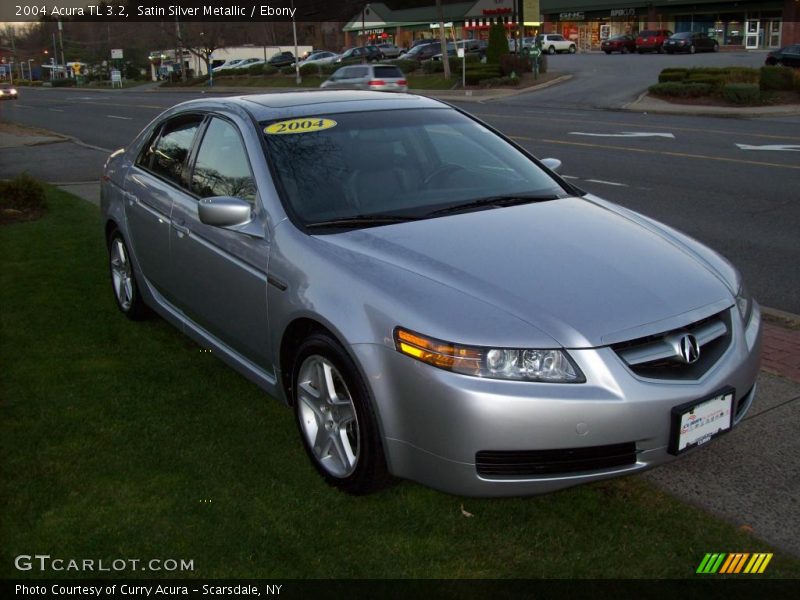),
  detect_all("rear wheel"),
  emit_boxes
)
[292,333,391,495]
[108,231,148,320]
[568,45,576,54]
[689,44,696,54]
[712,43,719,52]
